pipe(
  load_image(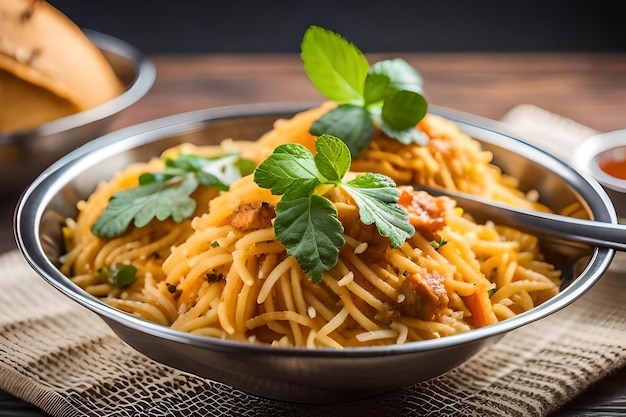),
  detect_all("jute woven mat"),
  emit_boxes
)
[1,105,624,416]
